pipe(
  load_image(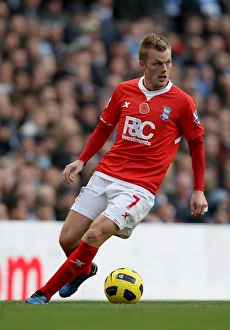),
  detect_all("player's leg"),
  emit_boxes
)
[58,213,119,298]
[44,215,118,298]
[81,213,119,247]
[59,210,92,256]
[58,187,154,301]
[58,186,154,300]
[58,210,97,298]
[26,177,155,304]
[59,174,108,257]
[26,175,109,304]
[57,176,111,297]
[26,214,119,304]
